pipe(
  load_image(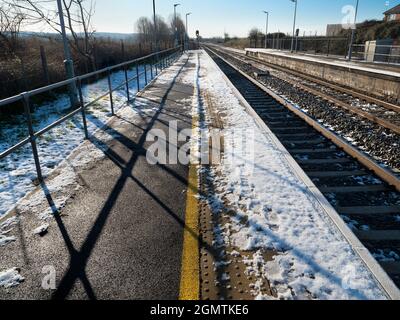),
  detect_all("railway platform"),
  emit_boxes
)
[0,50,399,300]
[244,48,400,104]
[244,48,400,76]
